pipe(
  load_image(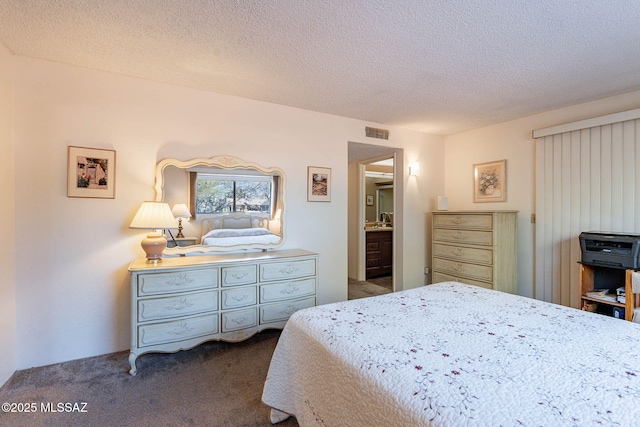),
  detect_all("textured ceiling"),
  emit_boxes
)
[2,1,640,135]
